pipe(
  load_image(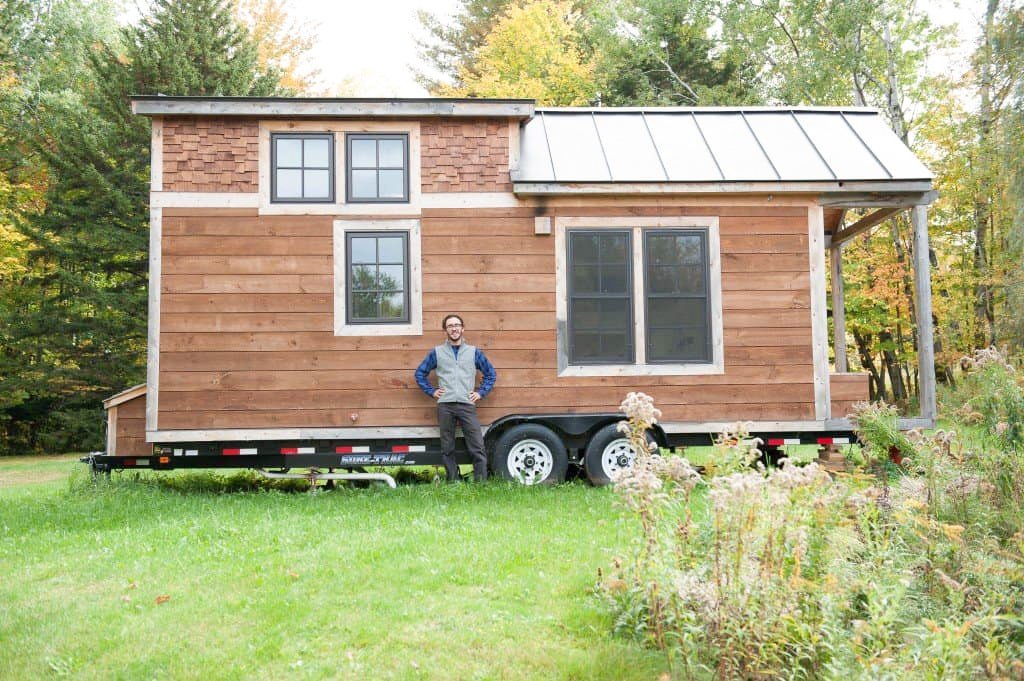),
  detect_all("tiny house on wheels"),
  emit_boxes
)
[91,97,937,485]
